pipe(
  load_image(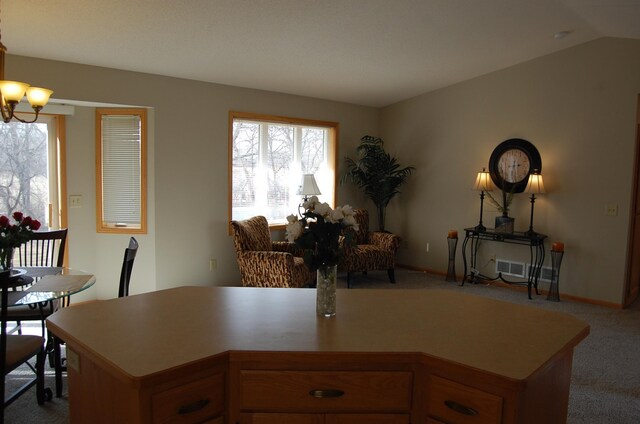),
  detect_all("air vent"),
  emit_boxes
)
[527,264,554,282]
[495,259,526,278]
